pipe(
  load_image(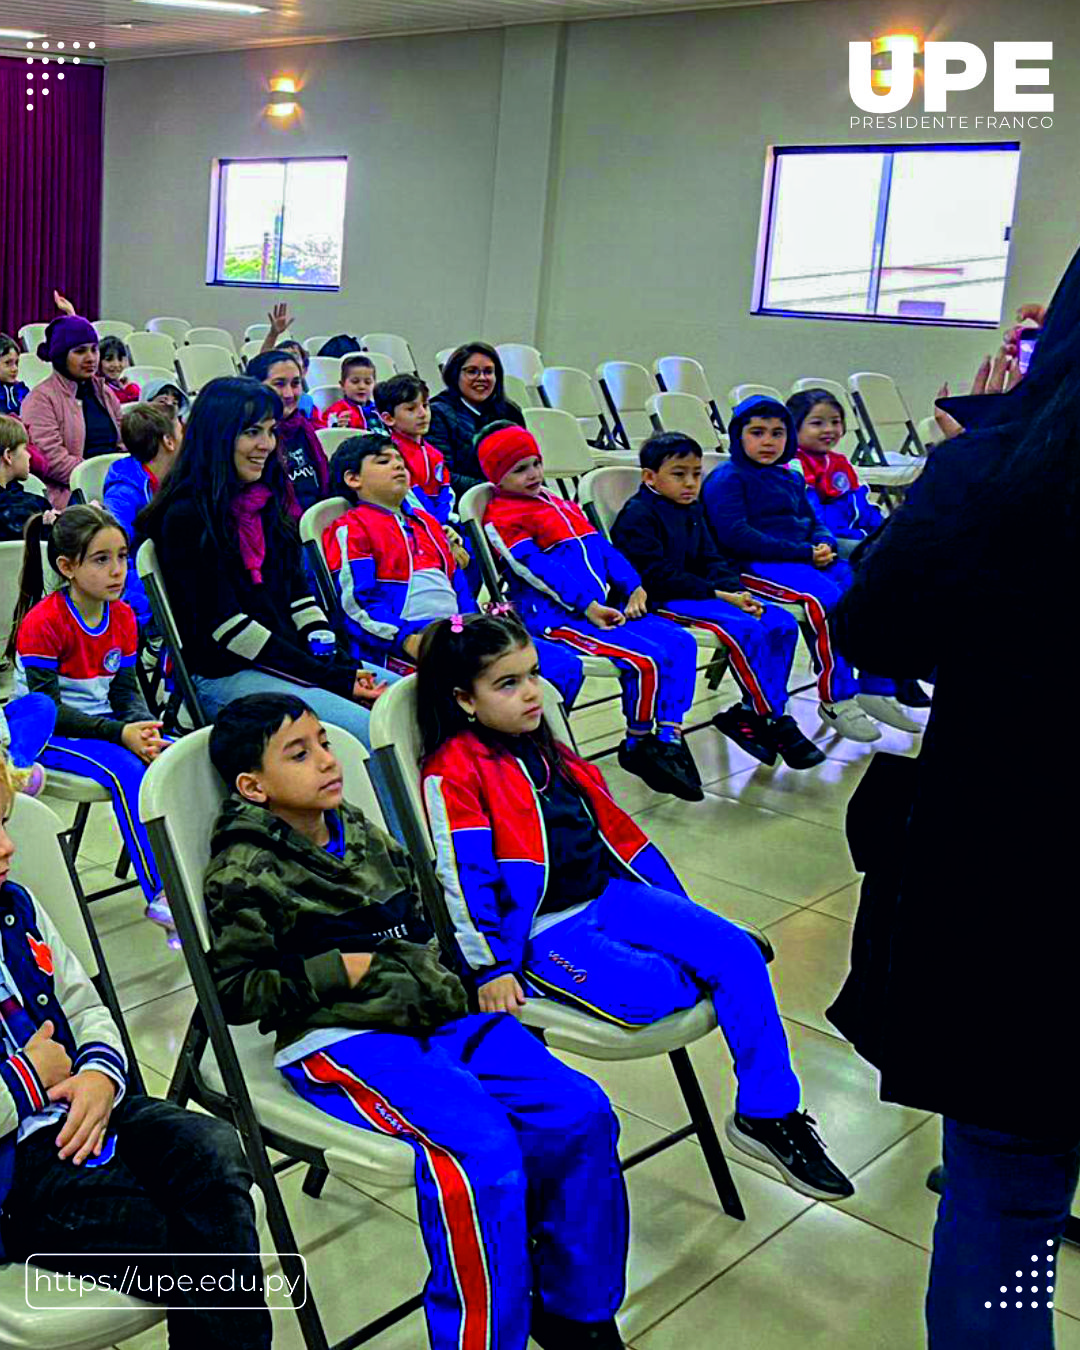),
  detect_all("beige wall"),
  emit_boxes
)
[102,0,1080,416]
